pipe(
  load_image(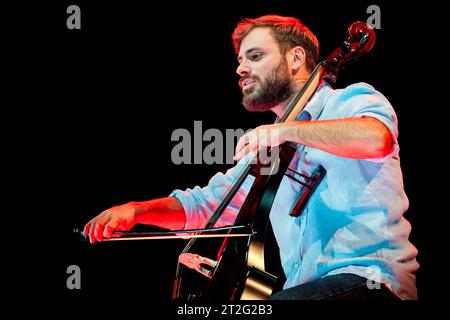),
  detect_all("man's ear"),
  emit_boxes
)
[289,46,306,73]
